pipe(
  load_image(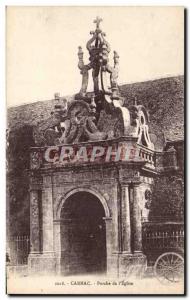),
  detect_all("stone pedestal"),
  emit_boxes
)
[107,252,147,278]
[28,252,56,275]
[118,252,147,278]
